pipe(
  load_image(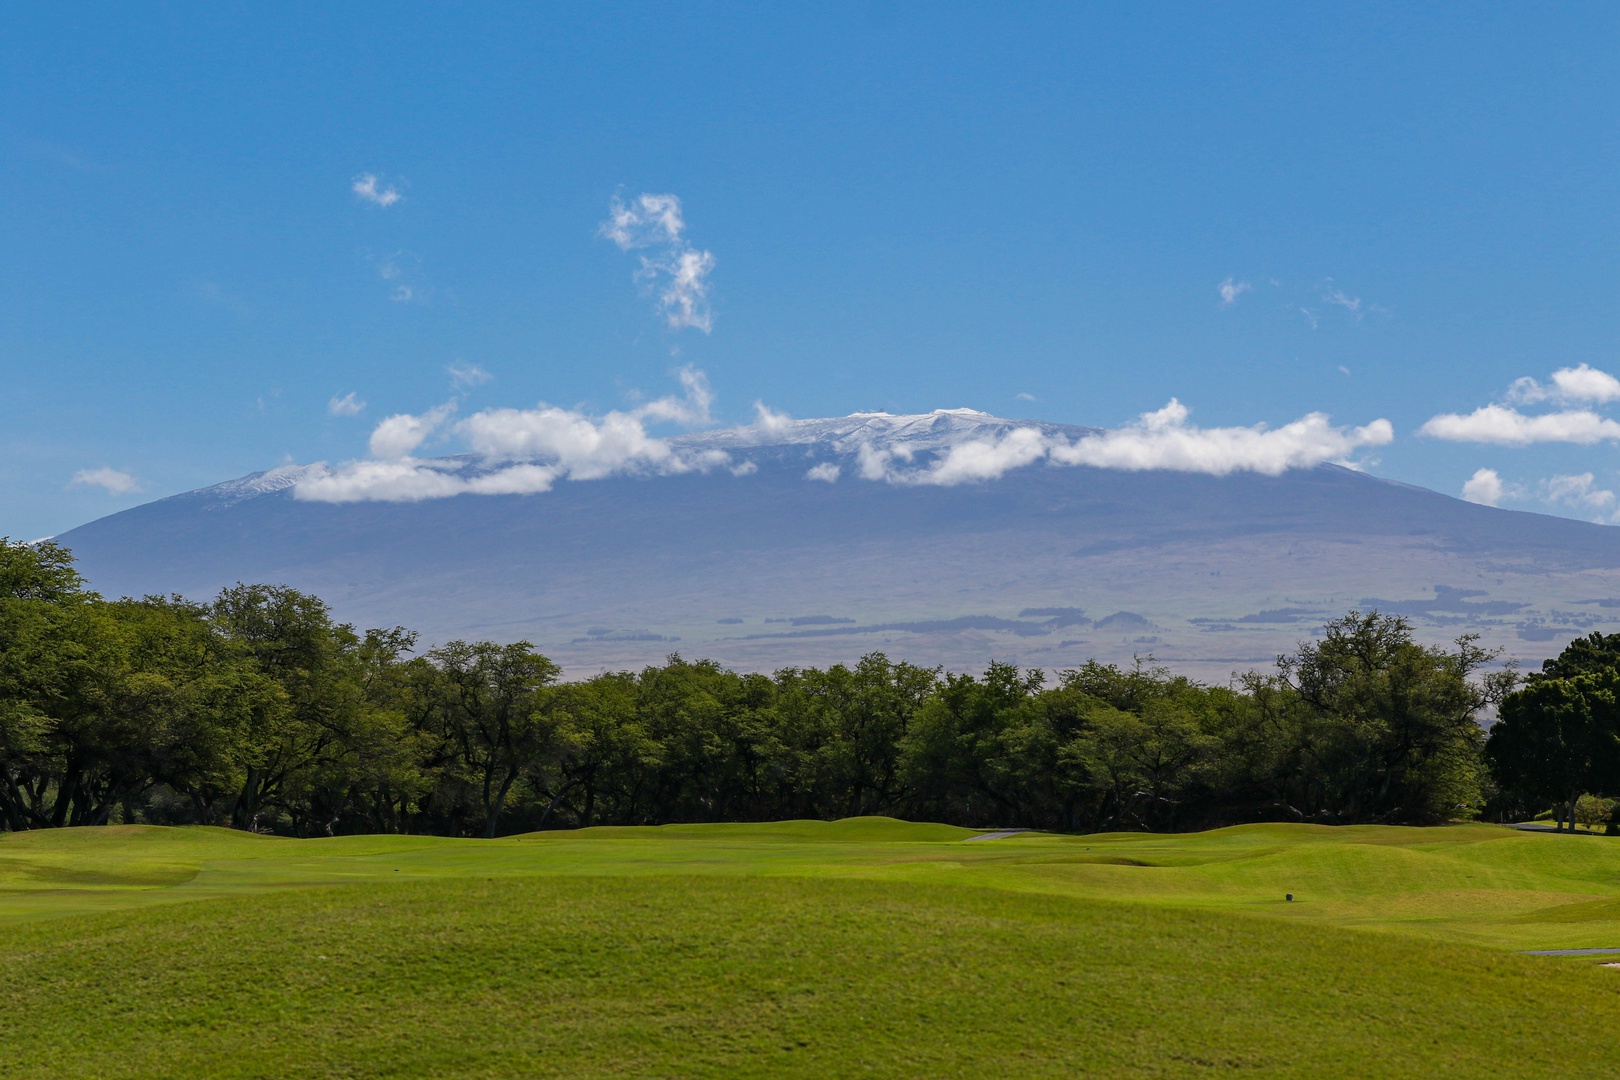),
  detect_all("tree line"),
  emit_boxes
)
[1,537,1611,836]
